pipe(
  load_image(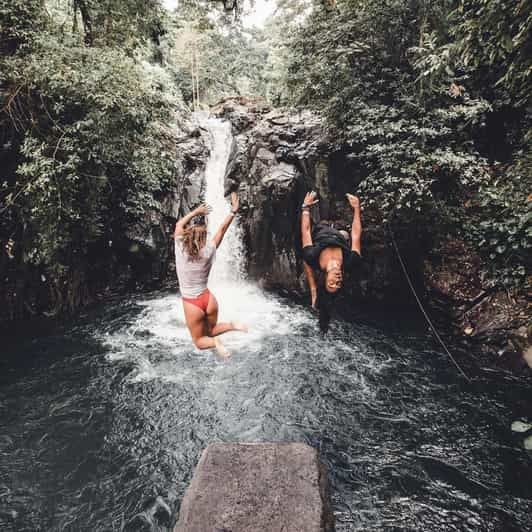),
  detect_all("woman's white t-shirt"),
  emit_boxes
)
[174,237,216,298]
